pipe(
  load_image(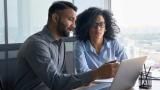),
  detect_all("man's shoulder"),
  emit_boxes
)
[20,32,49,51]
[27,31,48,43]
